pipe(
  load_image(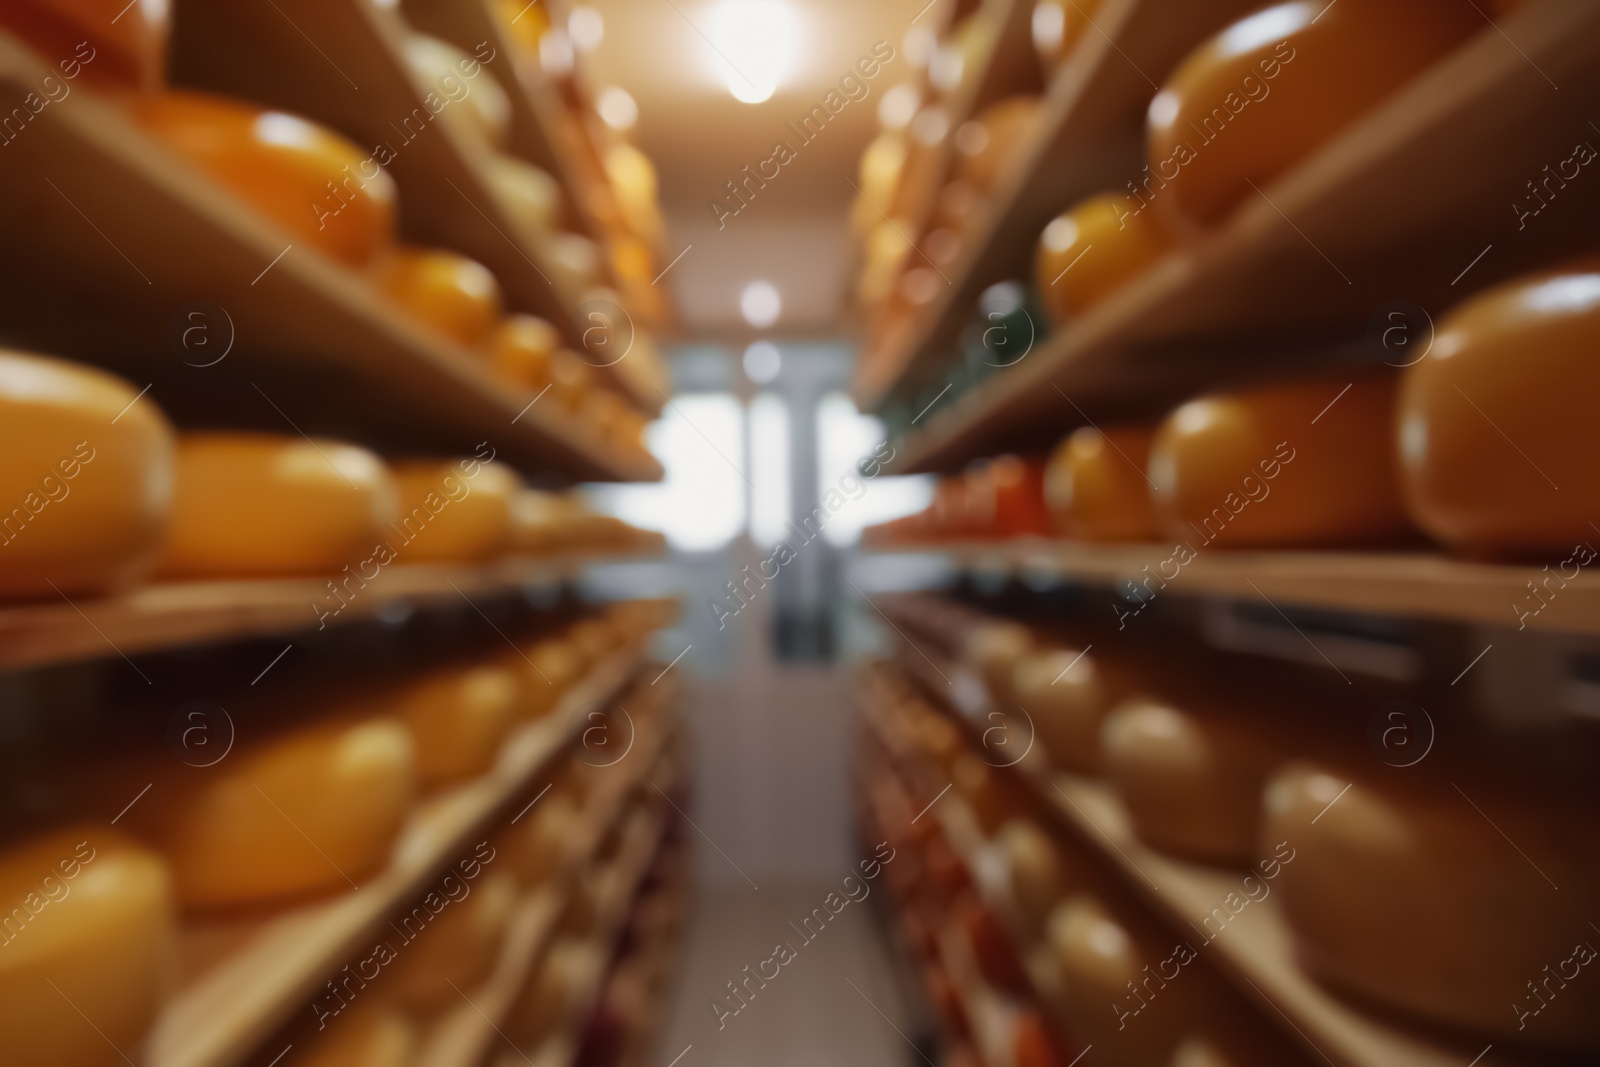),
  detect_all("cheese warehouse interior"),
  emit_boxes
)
[0,1,1598,1065]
